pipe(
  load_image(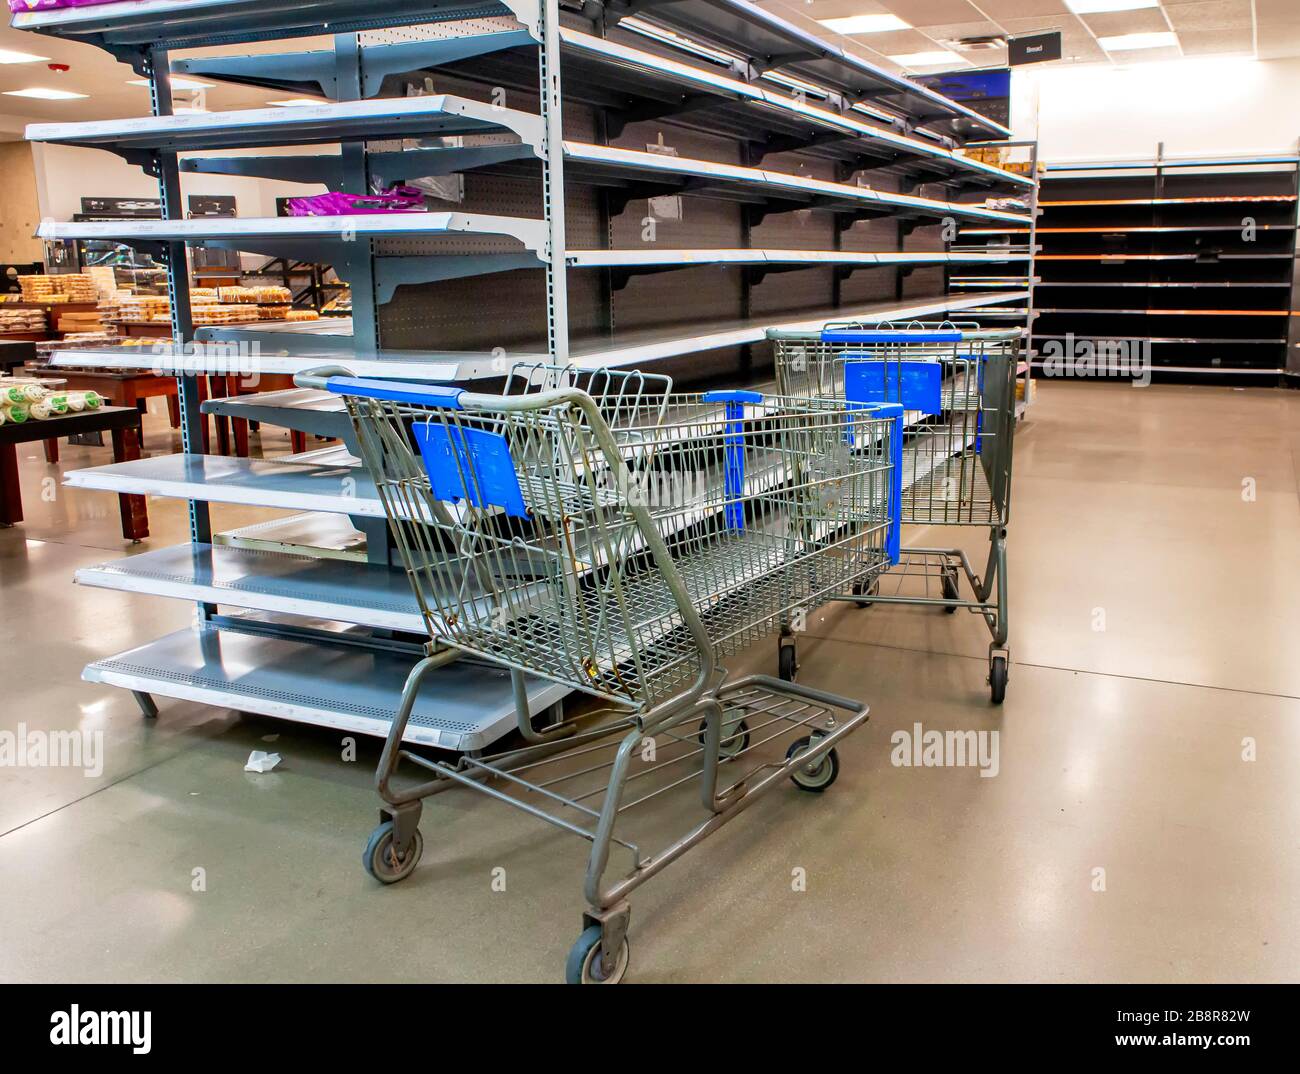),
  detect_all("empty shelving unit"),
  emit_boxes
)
[14,0,1034,749]
[1032,152,1300,382]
